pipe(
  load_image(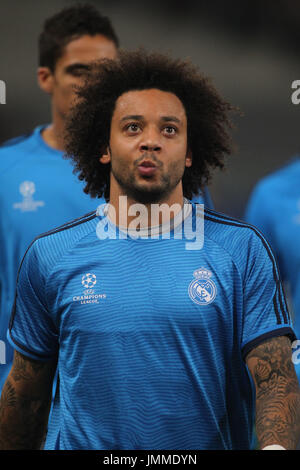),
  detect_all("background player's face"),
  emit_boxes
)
[38,34,118,121]
[103,88,192,204]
